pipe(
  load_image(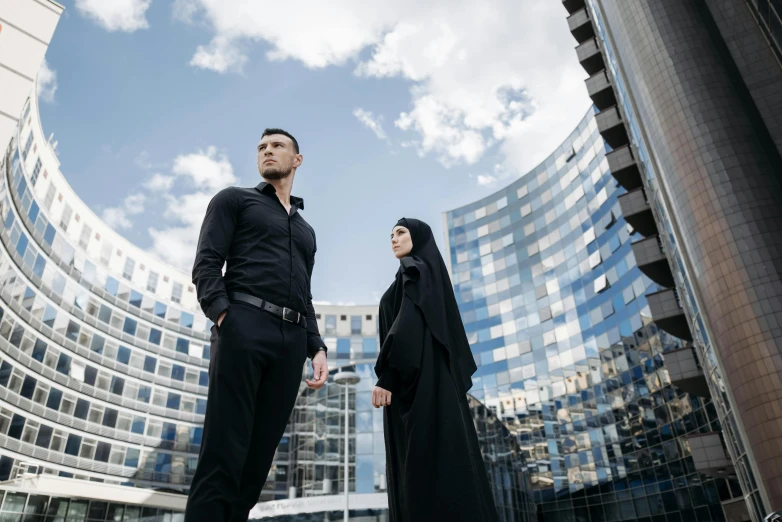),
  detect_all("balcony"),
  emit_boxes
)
[562,0,586,15]
[618,187,658,236]
[568,8,594,44]
[606,145,642,190]
[596,106,629,148]
[664,346,709,396]
[585,70,616,111]
[647,288,693,341]
[631,235,674,287]
[576,38,605,76]
[686,432,733,477]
